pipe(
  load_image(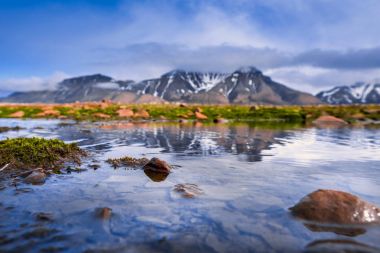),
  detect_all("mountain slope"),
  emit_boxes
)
[317,81,380,104]
[1,67,321,105]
